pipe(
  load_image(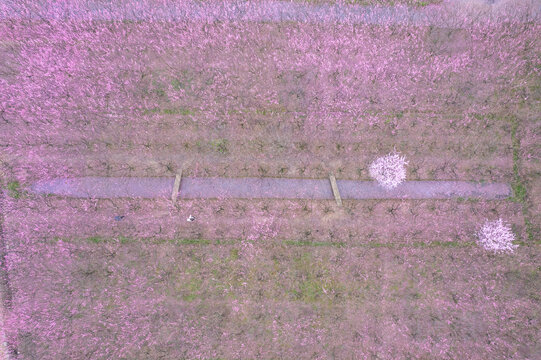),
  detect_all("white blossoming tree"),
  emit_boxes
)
[369,152,409,189]
[477,218,518,254]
